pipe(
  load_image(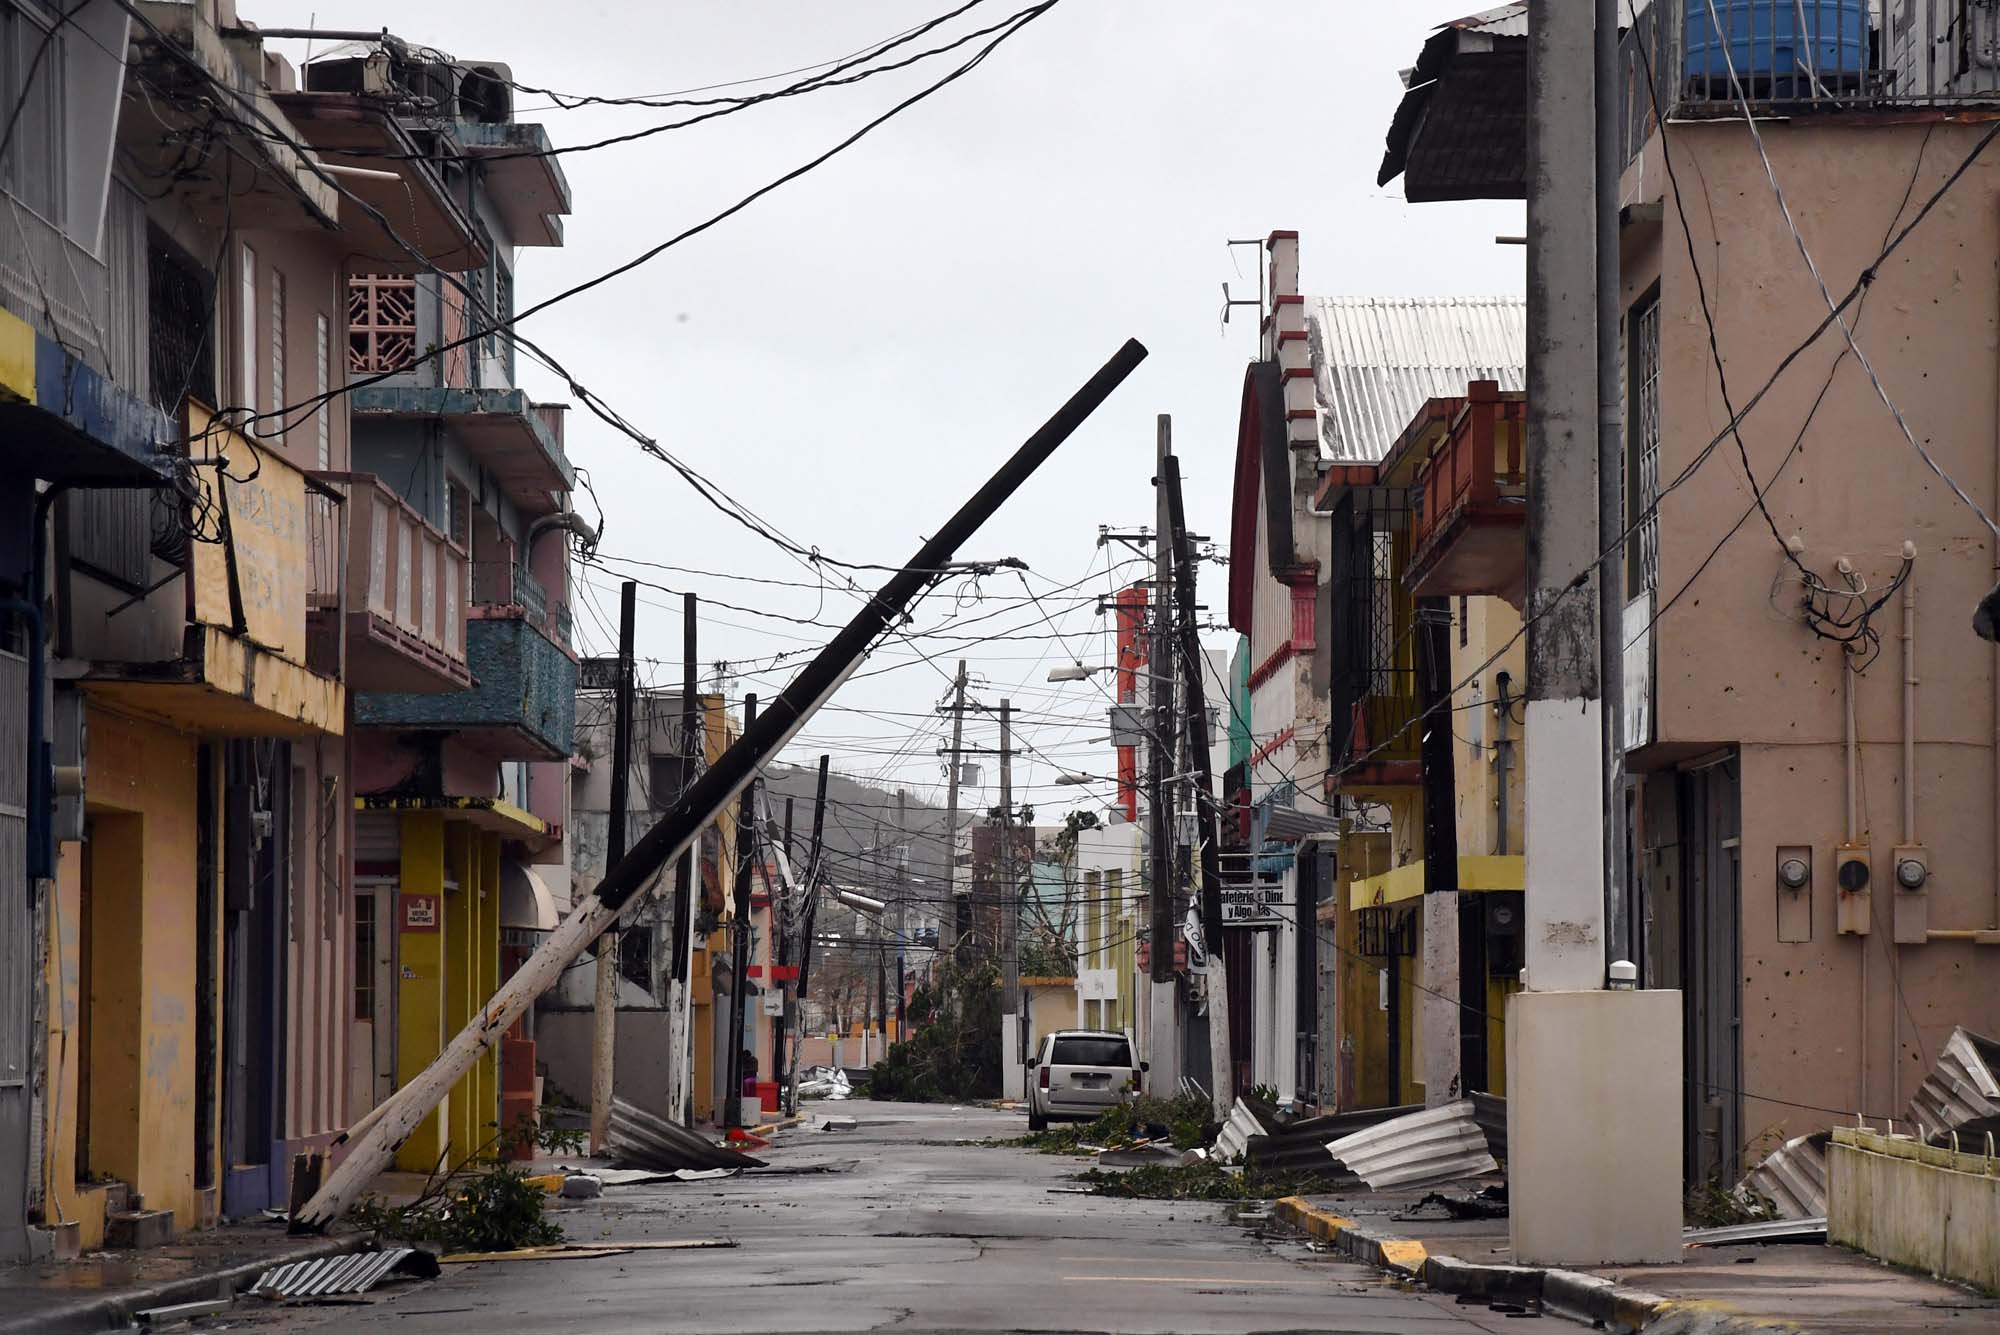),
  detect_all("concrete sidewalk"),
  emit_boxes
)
[0,1224,358,1335]
[1274,1191,2000,1335]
